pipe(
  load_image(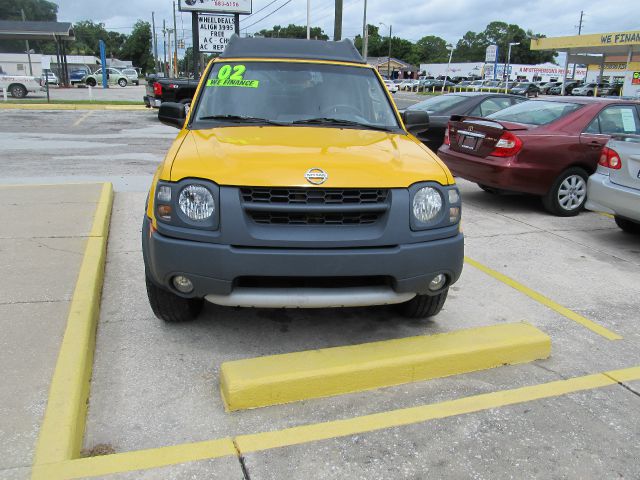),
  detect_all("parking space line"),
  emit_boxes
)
[220,322,551,411]
[32,365,640,479]
[72,110,93,127]
[31,438,236,480]
[32,183,113,467]
[464,256,622,341]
